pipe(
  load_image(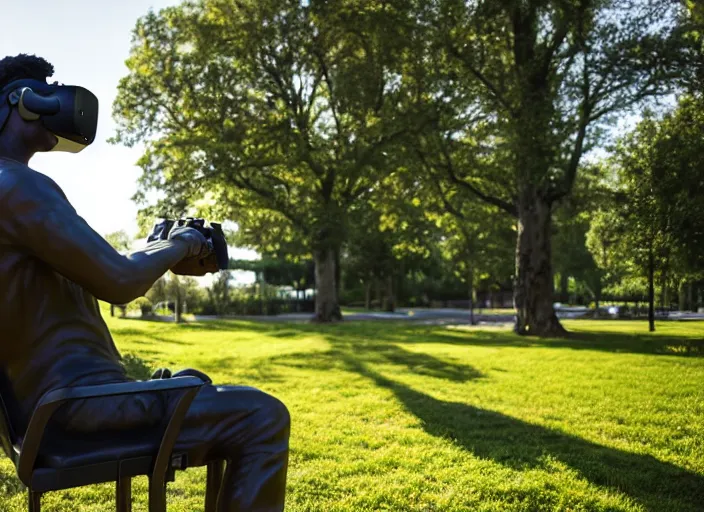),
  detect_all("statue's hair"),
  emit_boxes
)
[0,54,54,90]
